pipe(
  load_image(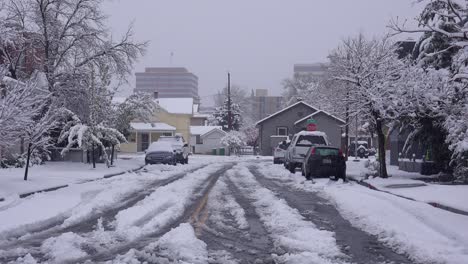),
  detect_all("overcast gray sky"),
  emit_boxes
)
[105,0,422,106]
